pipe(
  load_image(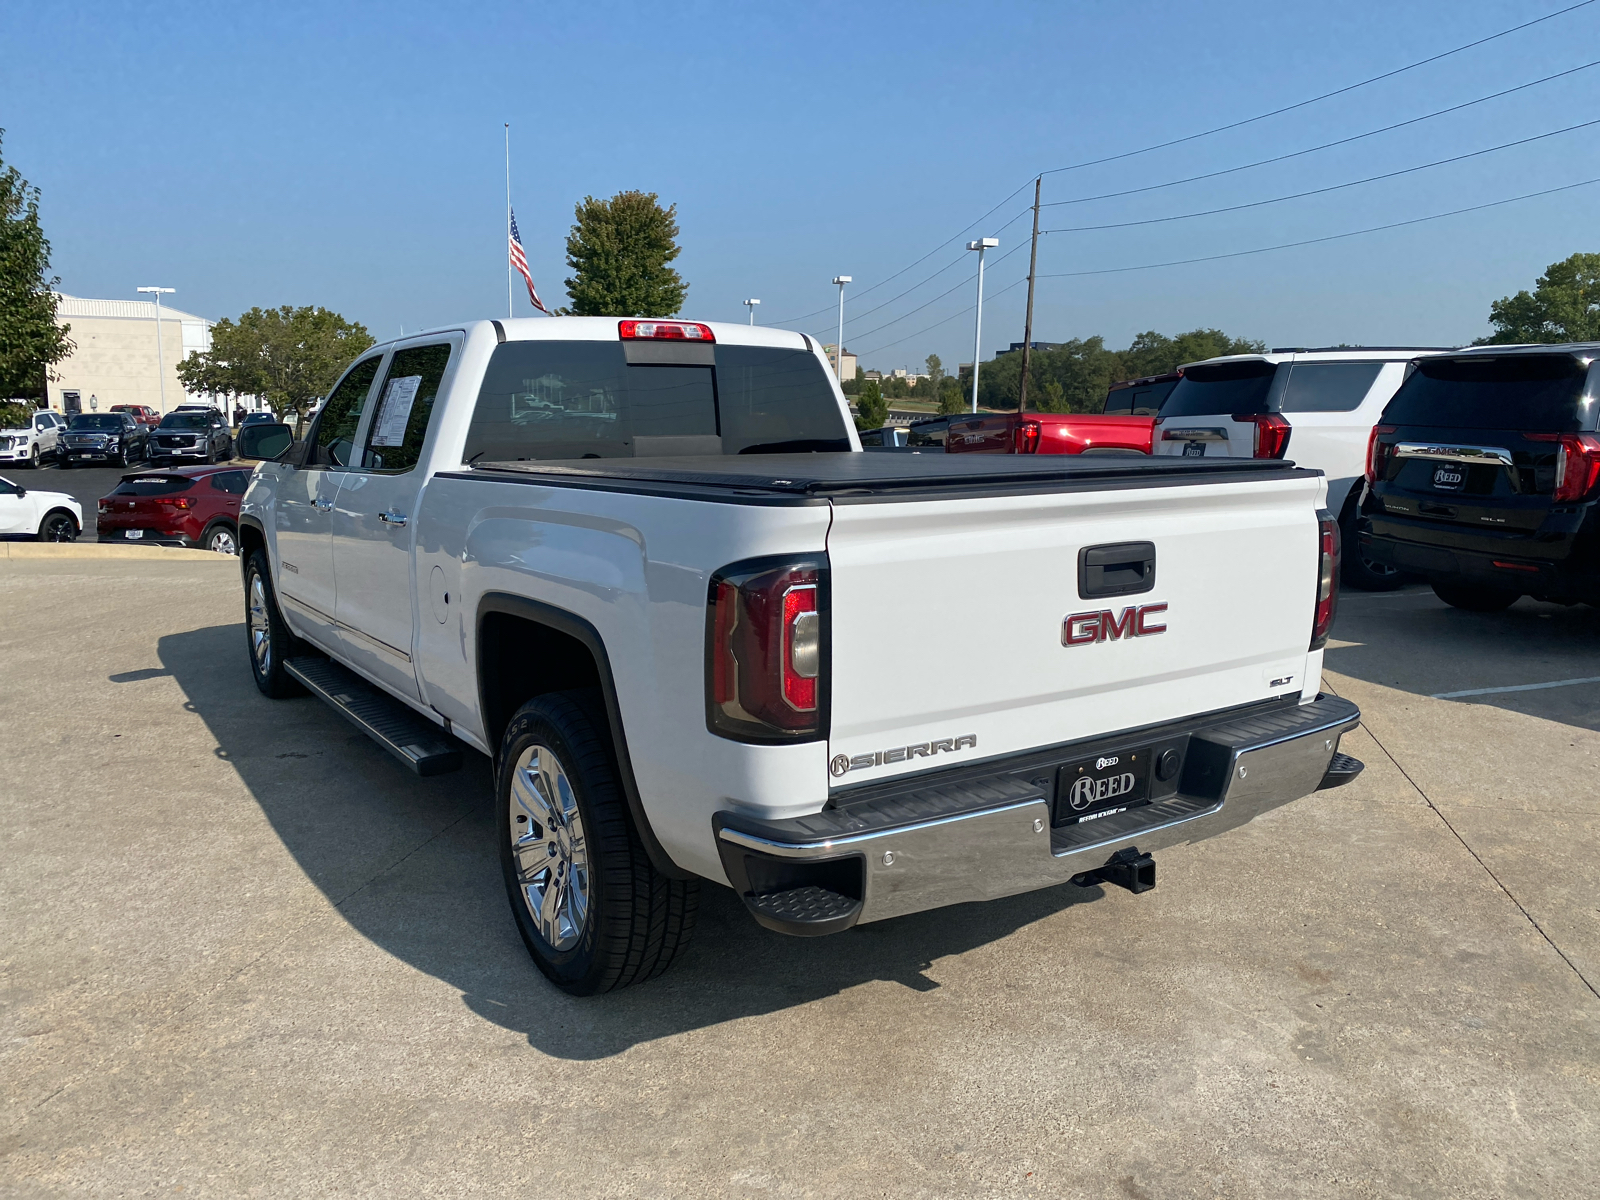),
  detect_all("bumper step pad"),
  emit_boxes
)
[746,885,863,937]
[284,656,462,776]
[1318,751,1365,790]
